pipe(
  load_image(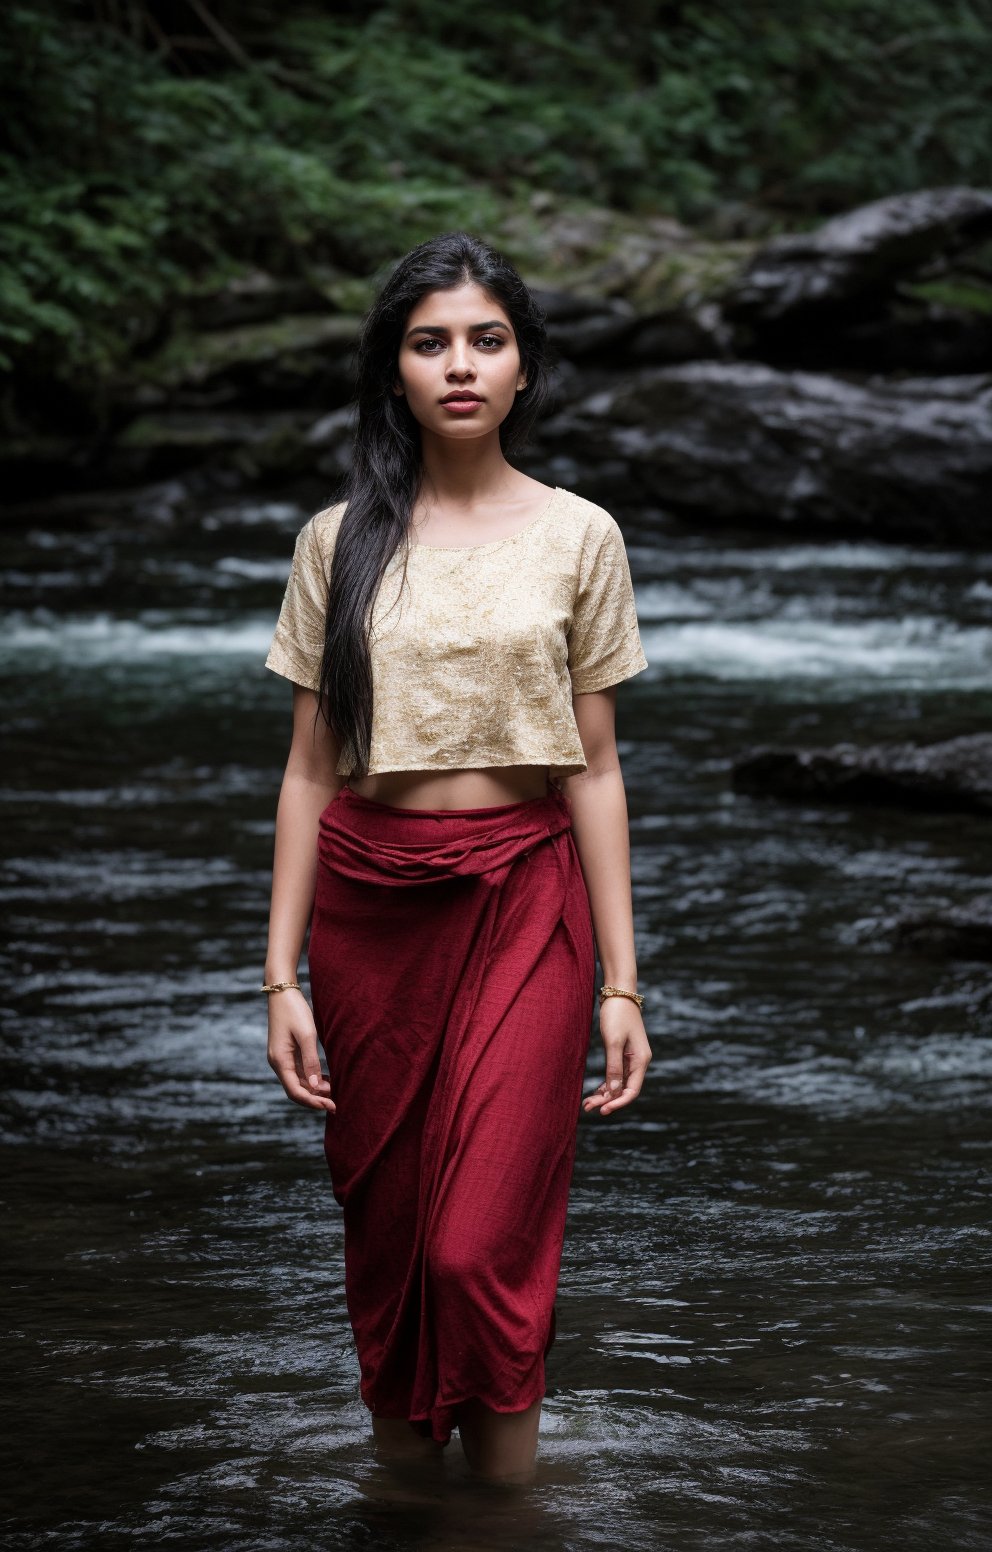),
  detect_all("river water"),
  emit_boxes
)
[2,485,990,1551]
